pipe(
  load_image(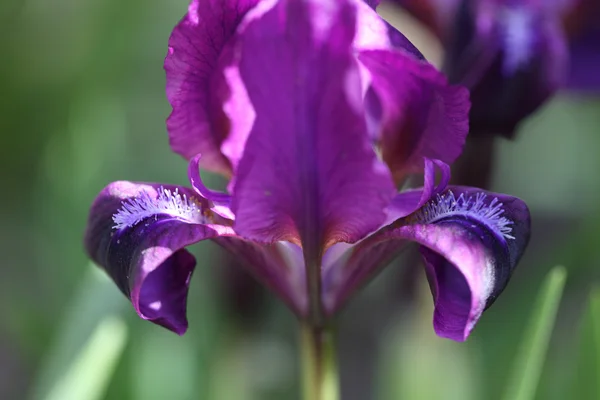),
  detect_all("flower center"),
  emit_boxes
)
[412,191,515,240]
[112,187,207,230]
